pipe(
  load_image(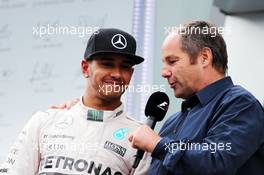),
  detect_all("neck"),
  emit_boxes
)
[83,89,122,111]
[197,70,225,92]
